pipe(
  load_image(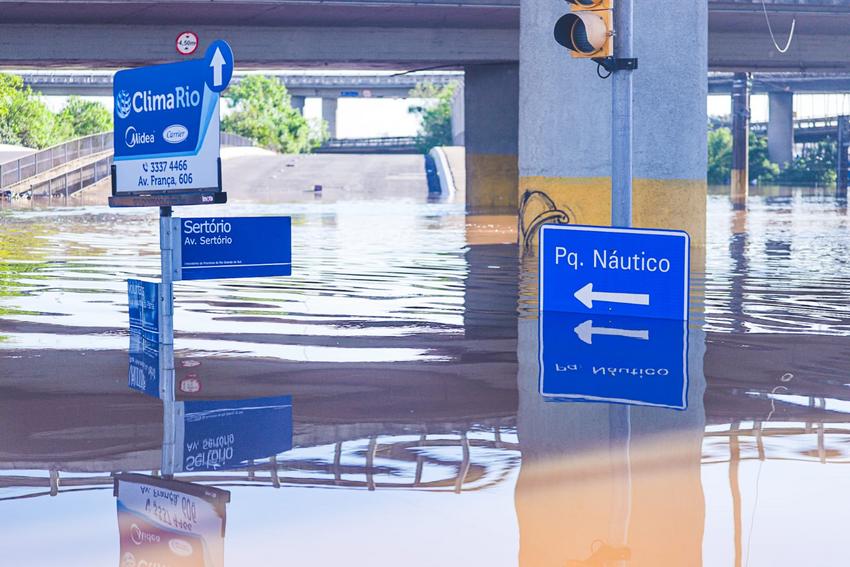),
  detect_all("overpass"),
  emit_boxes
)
[1,1,850,72]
